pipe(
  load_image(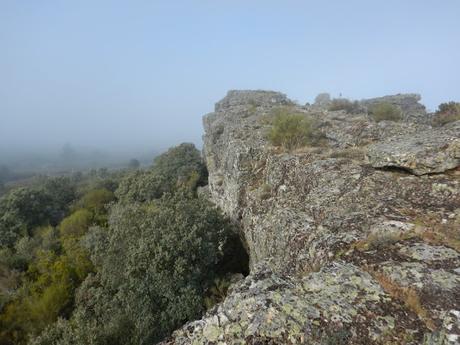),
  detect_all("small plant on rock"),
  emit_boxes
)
[258,184,272,200]
[268,107,320,150]
[328,98,361,114]
[203,276,233,309]
[368,102,402,122]
[432,101,460,126]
